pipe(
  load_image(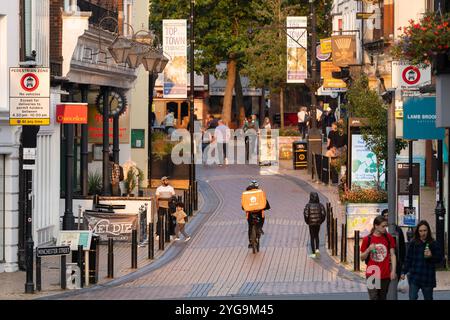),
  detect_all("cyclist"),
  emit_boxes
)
[242,180,270,248]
